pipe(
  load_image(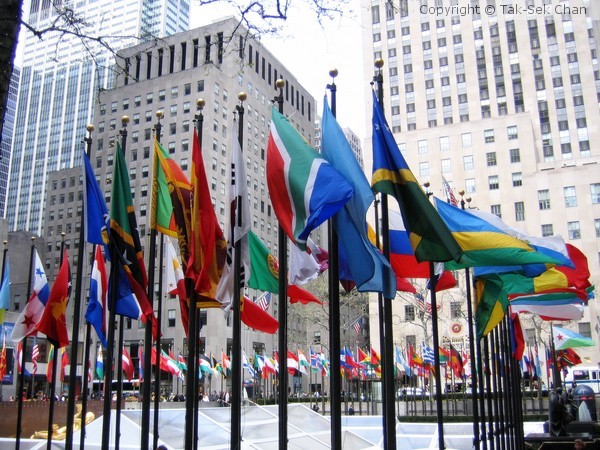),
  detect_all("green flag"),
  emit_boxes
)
[248,231,279,293]
[474,276,508,340]
[151,139,177,237]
